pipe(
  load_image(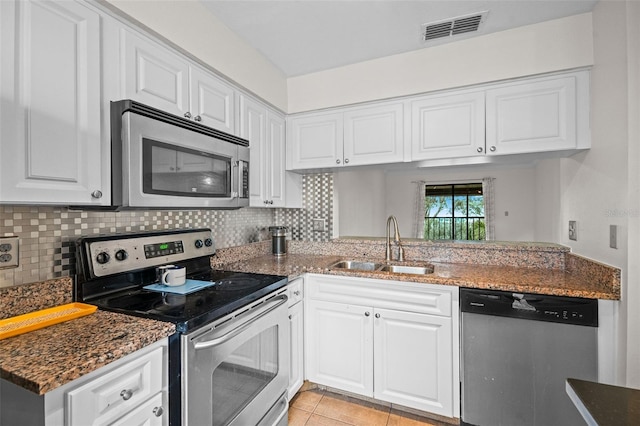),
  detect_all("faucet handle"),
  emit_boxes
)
[397,246,405,262]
